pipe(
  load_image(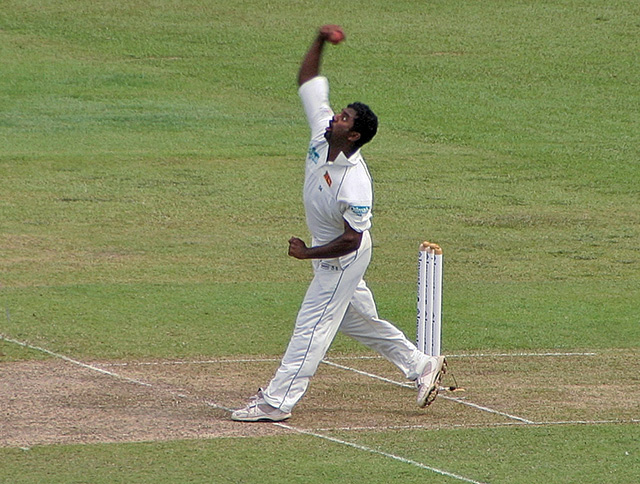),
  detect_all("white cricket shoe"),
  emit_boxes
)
[231,395,291,422]
[248,388,265,403]
[416,356,447,408]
